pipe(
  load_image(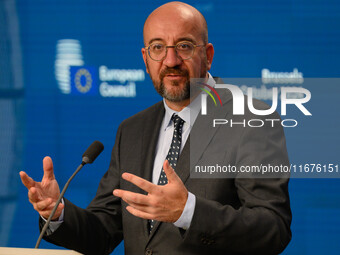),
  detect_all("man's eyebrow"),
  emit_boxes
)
[147,38,164,45]
[147,37,197,46]
[176,37,197,44]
